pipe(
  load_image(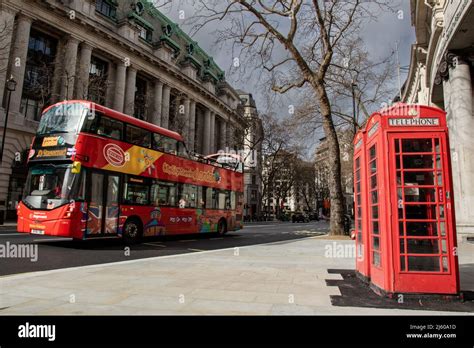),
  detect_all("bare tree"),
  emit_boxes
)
[189,0,395,234]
